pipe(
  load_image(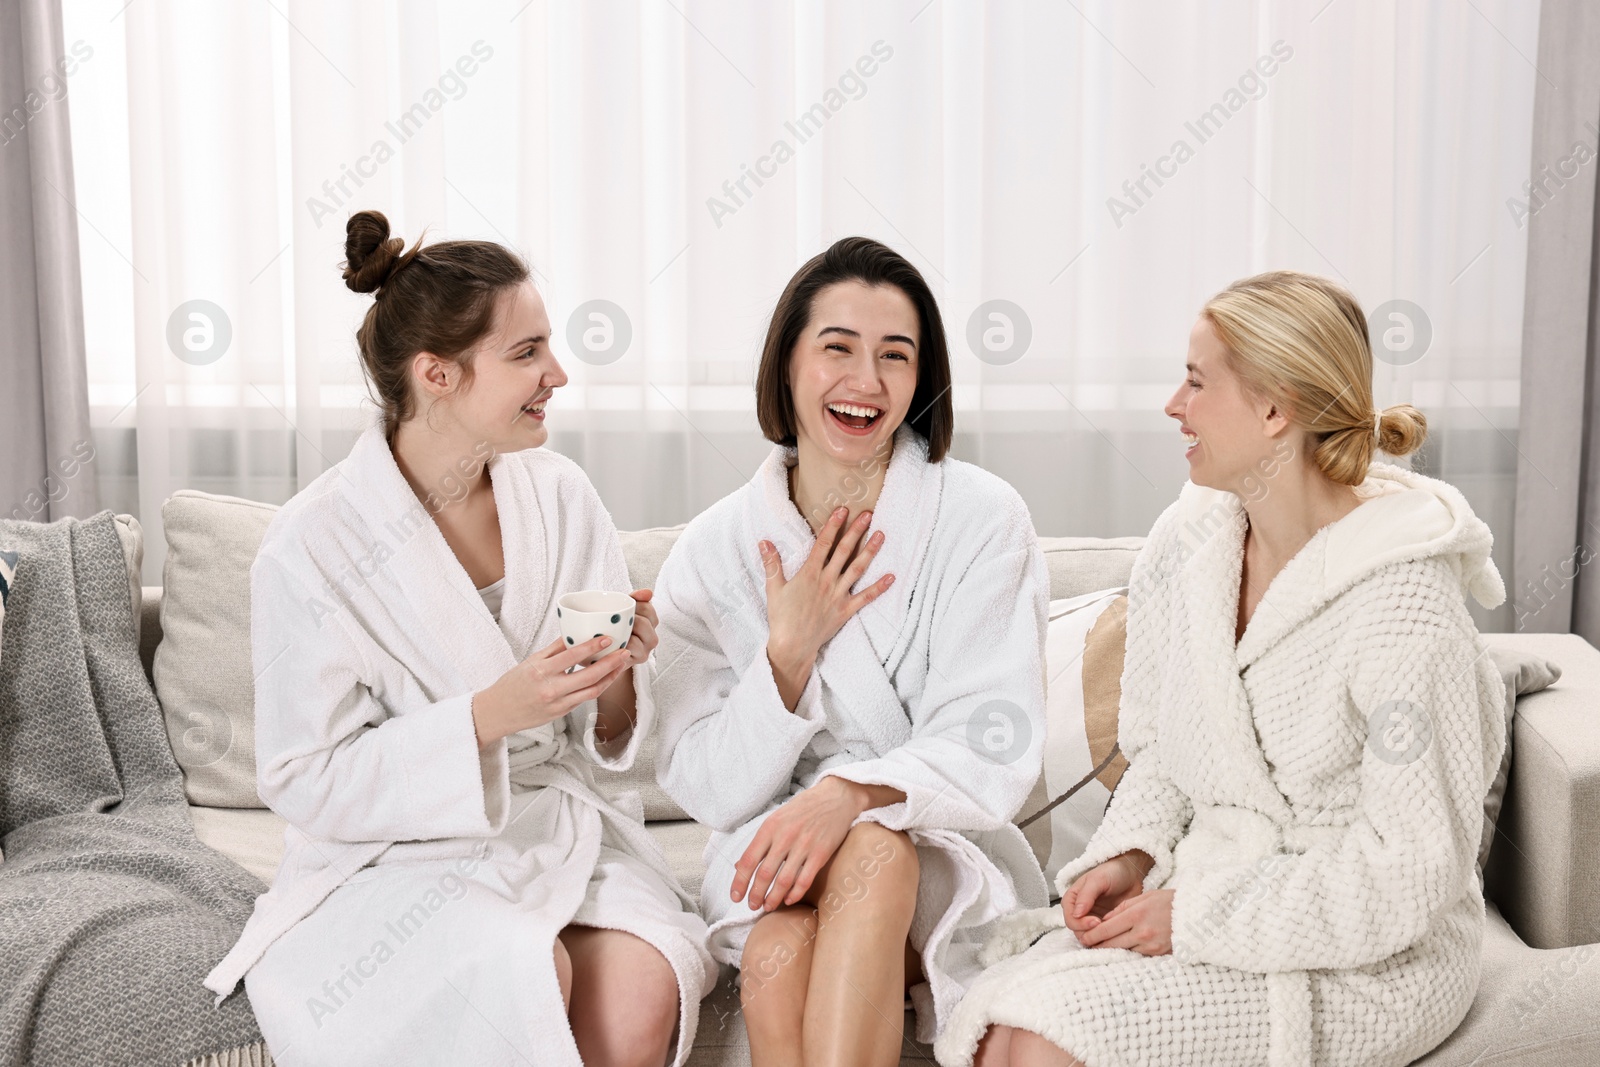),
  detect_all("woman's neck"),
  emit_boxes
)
[1239,458,1362,564]
[389,417,491,515]
[789,433,892,532]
